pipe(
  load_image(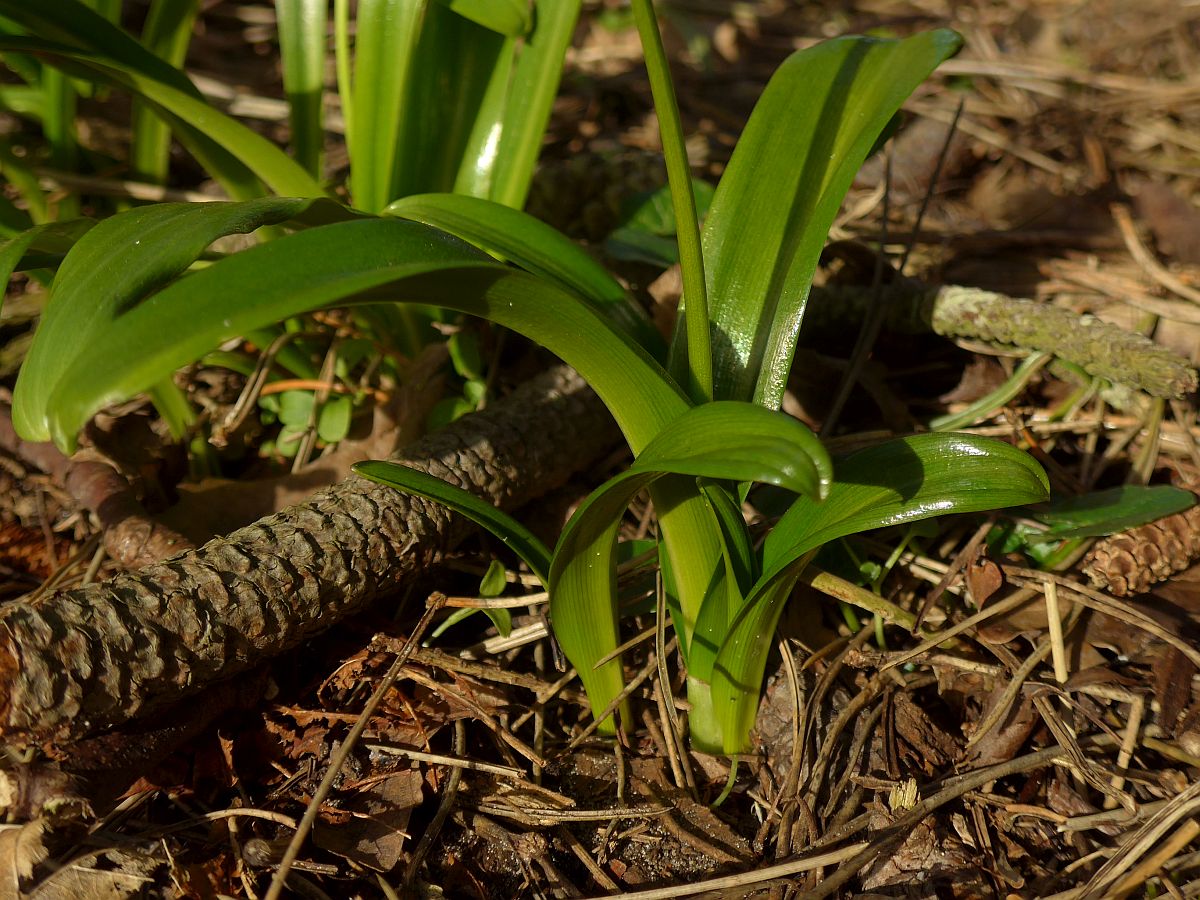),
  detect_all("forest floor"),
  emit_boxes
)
[4,0,1200,897]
